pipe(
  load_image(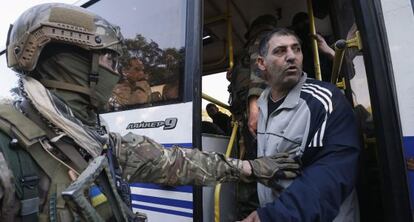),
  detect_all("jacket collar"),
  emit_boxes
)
[258,72,307,116]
